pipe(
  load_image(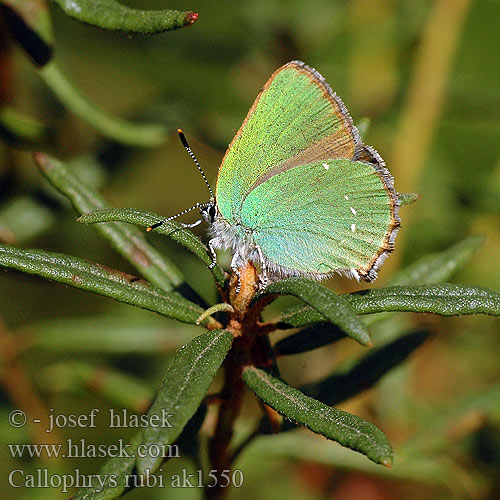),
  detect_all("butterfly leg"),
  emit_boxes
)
[255,245,268,290]
[207,237,223,269]
[180,219,203,229]
[229,252,243,293]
